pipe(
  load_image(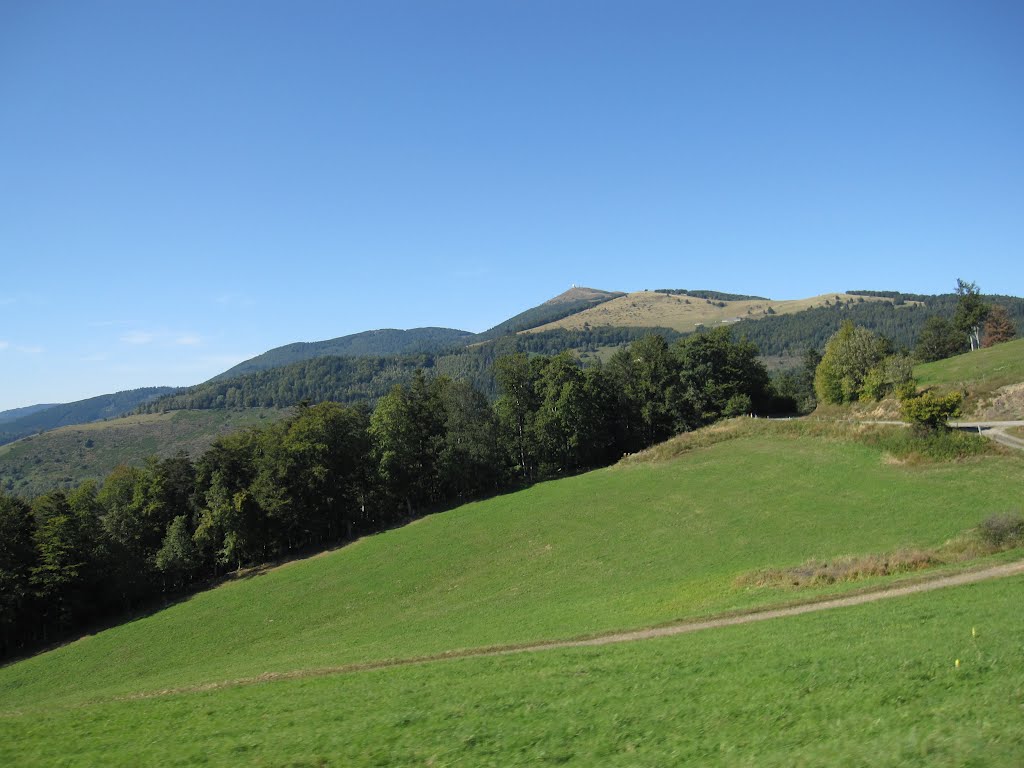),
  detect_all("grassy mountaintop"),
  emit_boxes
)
[475,286,624,340]
[526,291,904,334]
